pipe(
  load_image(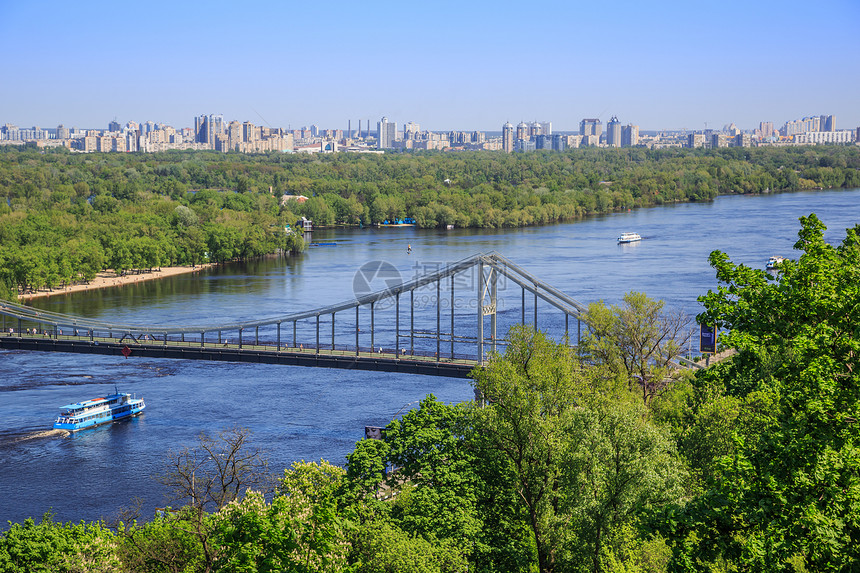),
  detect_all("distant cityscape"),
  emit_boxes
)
[1,114,856,155]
